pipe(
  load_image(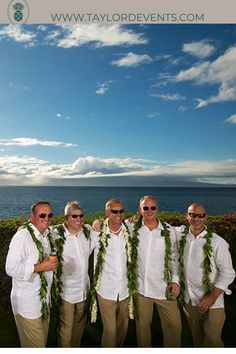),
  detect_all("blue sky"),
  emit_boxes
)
[0,24,236,186]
